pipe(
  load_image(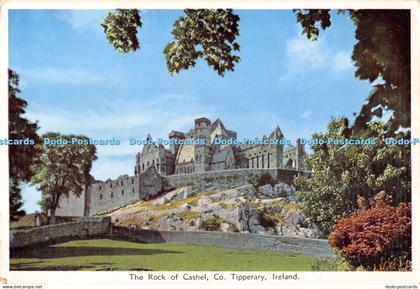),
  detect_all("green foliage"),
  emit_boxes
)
[294,9,410,137]
[310,254,353,271]
[8,69,42,221]
[102,9,142,53]
[177,210,200,221]
[329,193,411,271]
[351,10,410,137]
[294,9,332,40]
[9,181,25,222]
[294,118,410,233]
[32,133,97,219]
[164,9,240,76]
[100,8,410,137]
